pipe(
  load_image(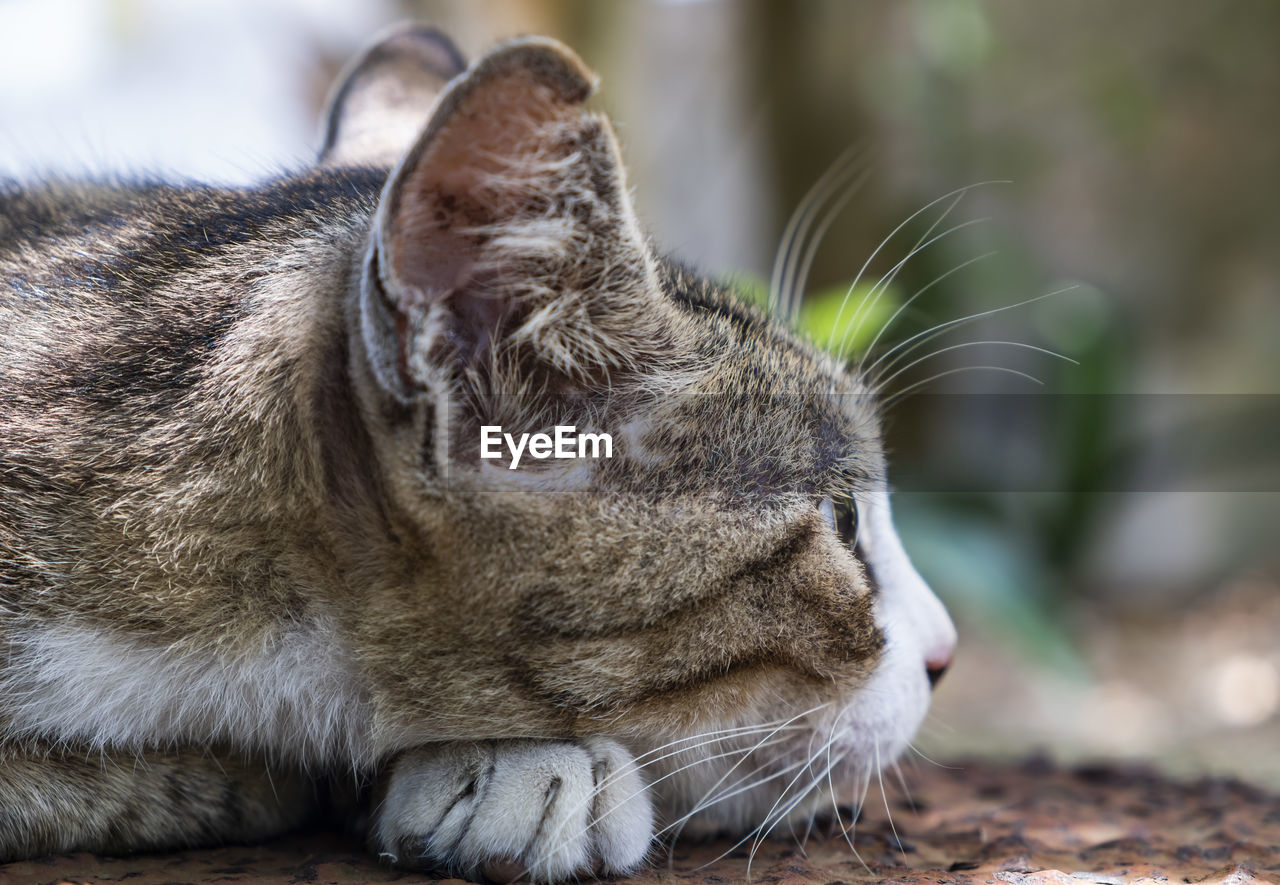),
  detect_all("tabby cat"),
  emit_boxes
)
[0,24,956,882]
